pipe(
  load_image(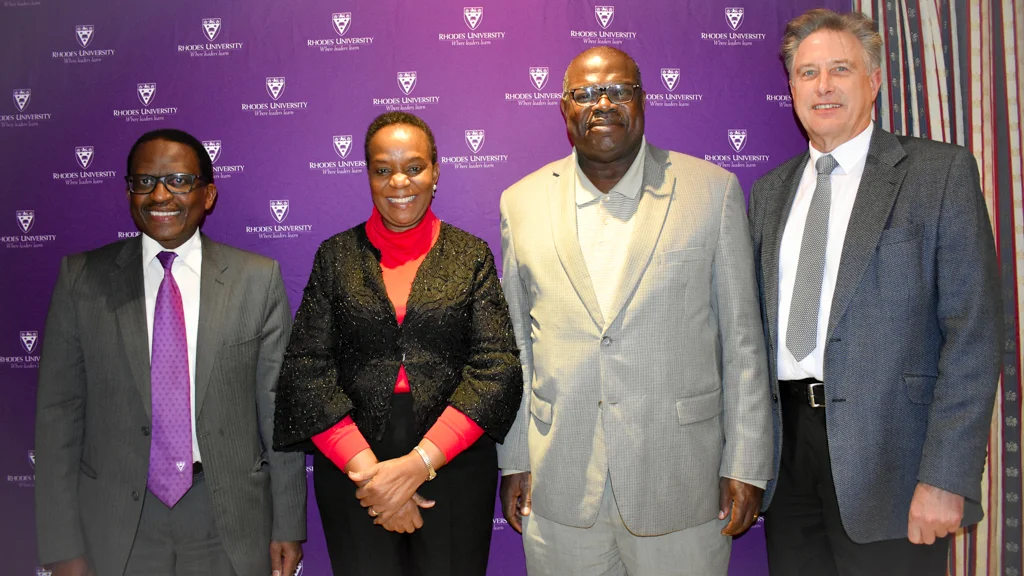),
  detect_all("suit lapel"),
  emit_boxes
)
[603,145,673,326]
[549,155,605,329]
[110,238,152,419]
[763,155,809,351]
[195,235,229,418]
[826,128,907,340]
